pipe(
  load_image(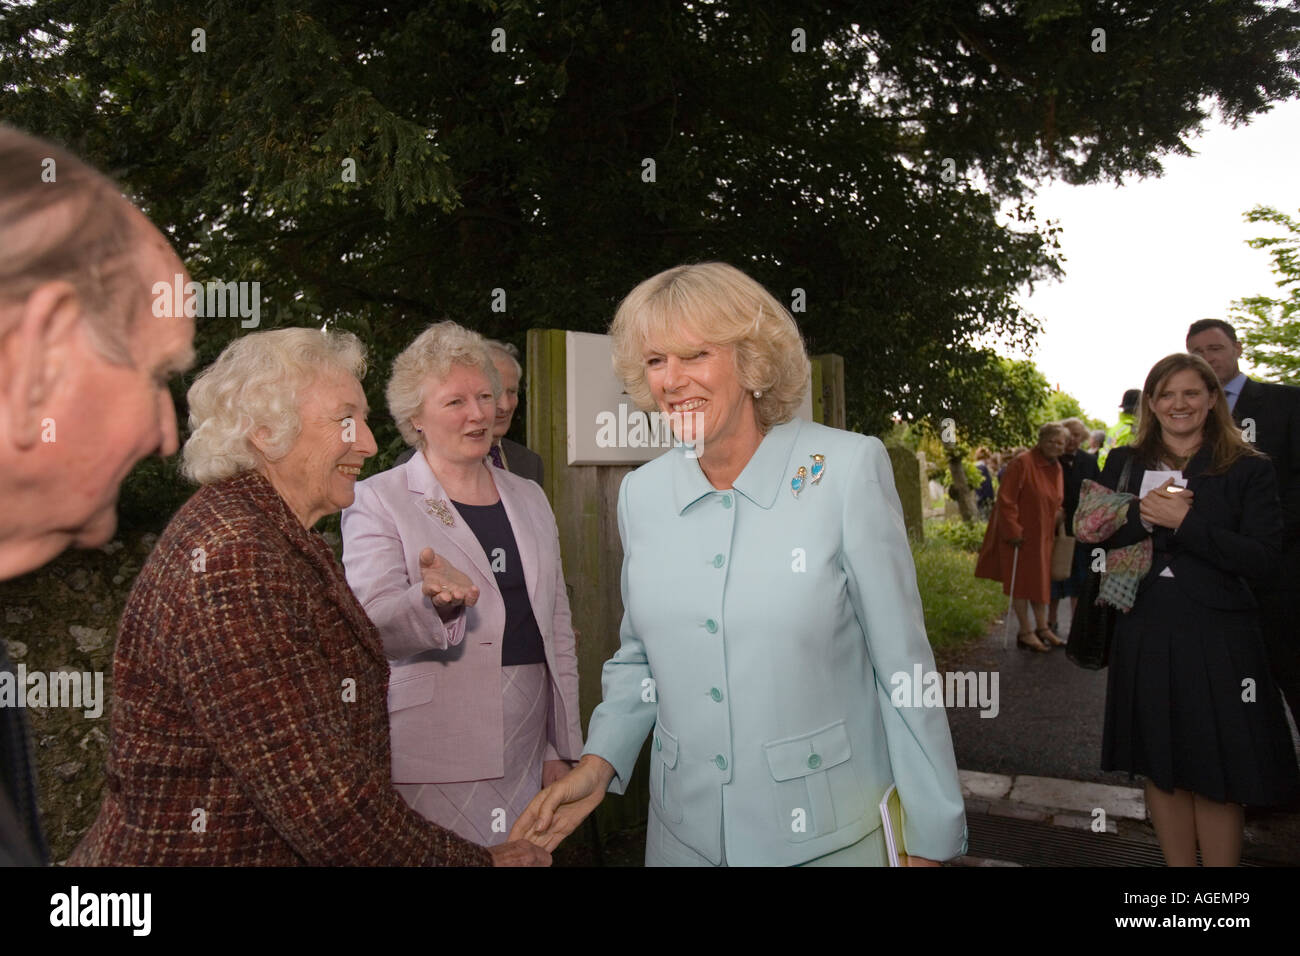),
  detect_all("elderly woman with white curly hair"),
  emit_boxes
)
[71,327,547,867]
[341,320,583,848]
